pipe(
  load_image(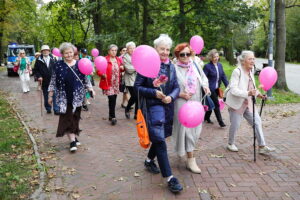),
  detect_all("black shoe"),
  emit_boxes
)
[108,117,112,121]
[144,160,160,174]
[75,137,81,146]
[168,177,183,193]
[54,111,60,115]
[219,121,226,127]
[111,118,117,125]
[46,110,51,114]
[70,141,77,152]
[205,119,213,124]
[125,111,130,119]
[134,114,137,120]
[82,105,88,111]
